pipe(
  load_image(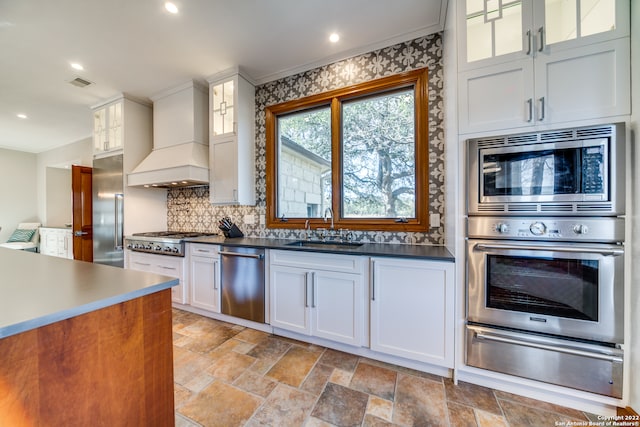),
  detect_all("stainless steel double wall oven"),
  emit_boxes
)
[465,123,626,398]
